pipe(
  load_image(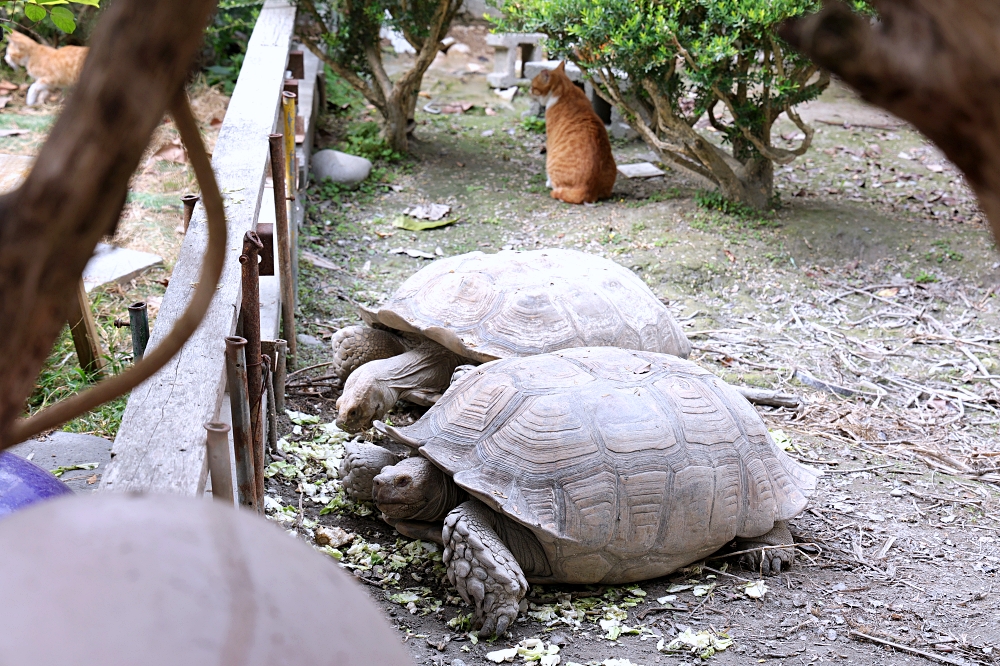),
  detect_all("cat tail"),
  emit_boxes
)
[550,186,593,205]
